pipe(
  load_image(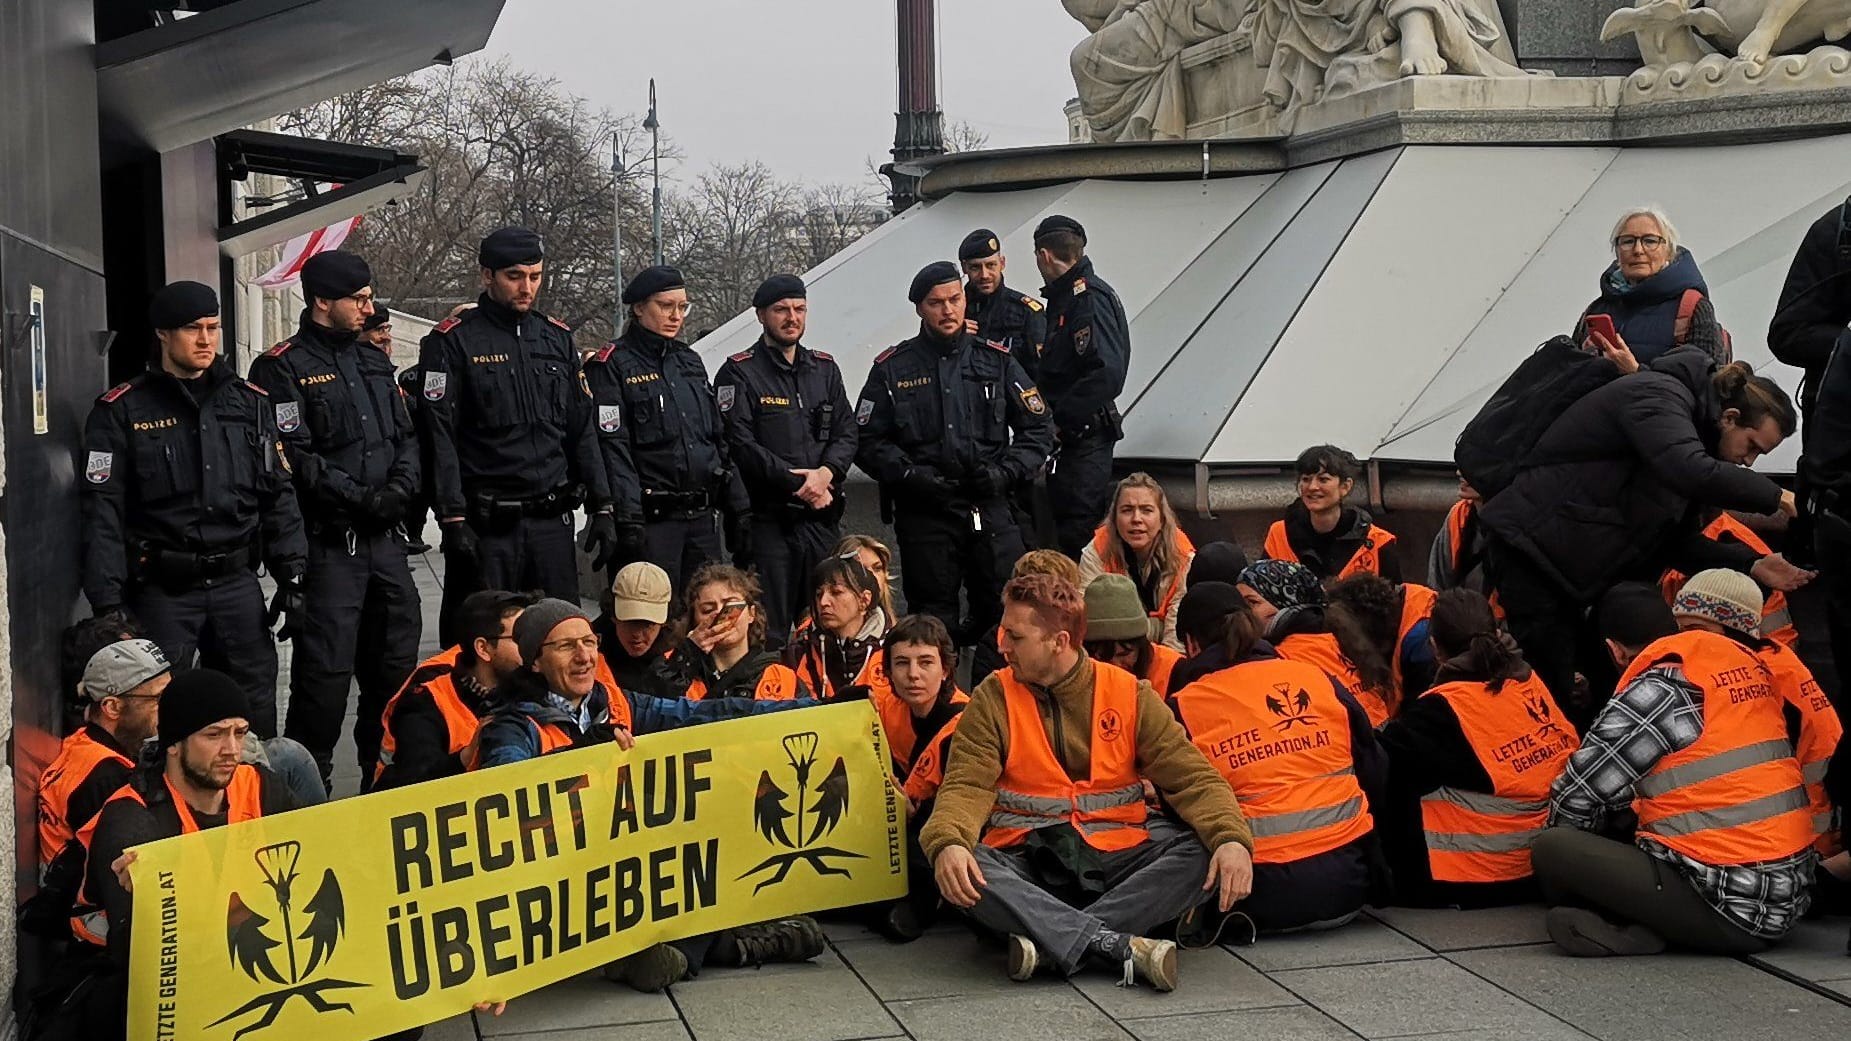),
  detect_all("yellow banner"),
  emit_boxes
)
[127,702,905,1041]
